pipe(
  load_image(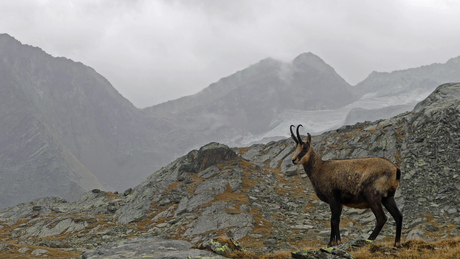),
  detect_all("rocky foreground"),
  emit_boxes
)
[1,83,460,258]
